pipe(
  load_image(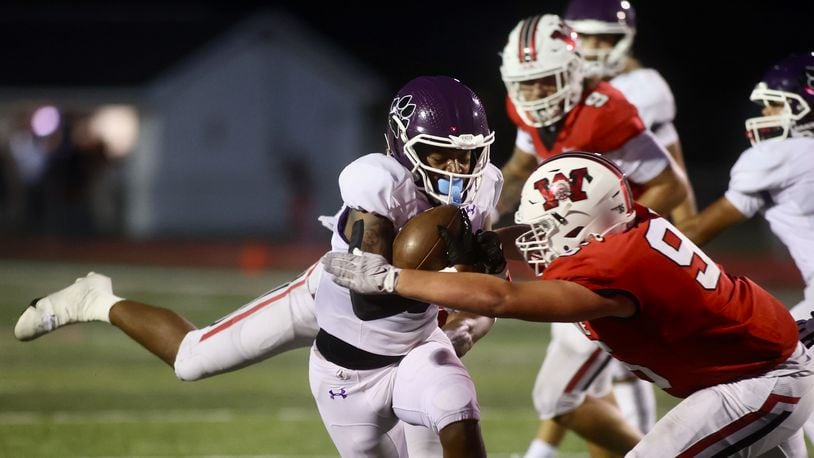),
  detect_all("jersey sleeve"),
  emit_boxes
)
[602,131,670,185]
[611,69,676,131]
[466,163,503,230]
[723,145,784,218]
[586,83,646,152]
[338,154,423,228]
